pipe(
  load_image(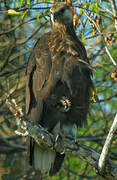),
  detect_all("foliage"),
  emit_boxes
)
[0,0,117,179]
